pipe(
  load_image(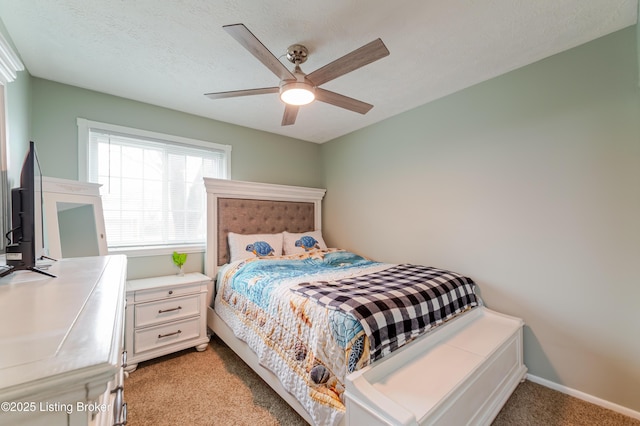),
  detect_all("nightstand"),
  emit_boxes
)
[125,272,211,372]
